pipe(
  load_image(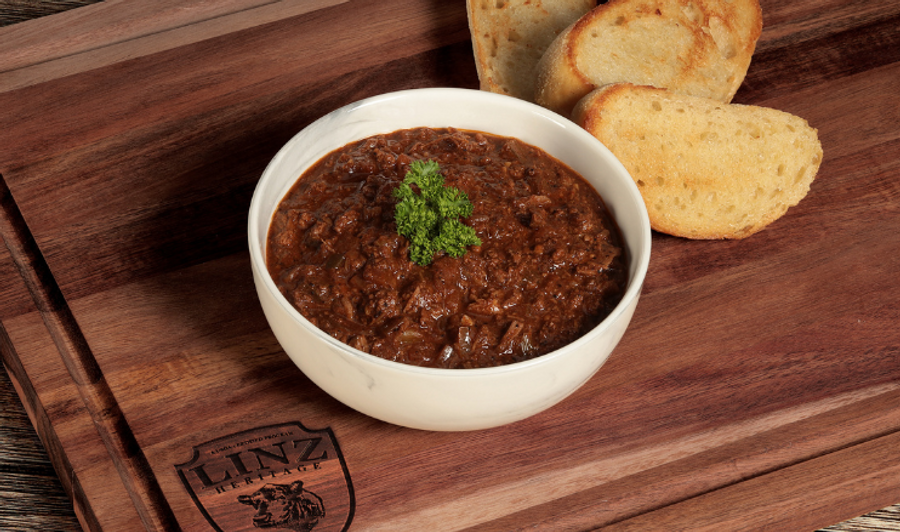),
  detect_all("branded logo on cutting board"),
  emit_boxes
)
[176,422,354,531]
